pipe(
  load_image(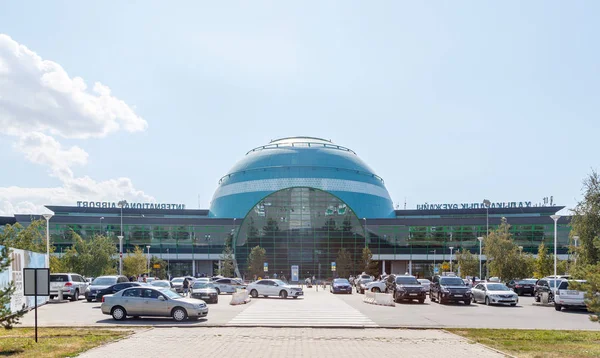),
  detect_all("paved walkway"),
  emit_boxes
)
[80,327,505,357]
